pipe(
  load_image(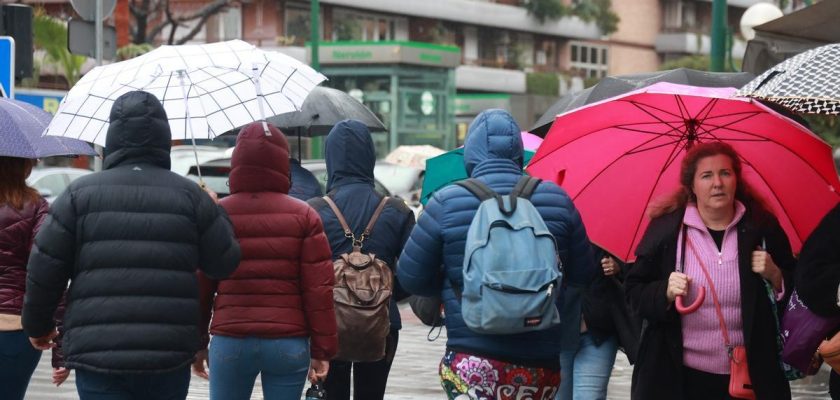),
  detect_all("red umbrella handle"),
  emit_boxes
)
[675,286,706,315]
